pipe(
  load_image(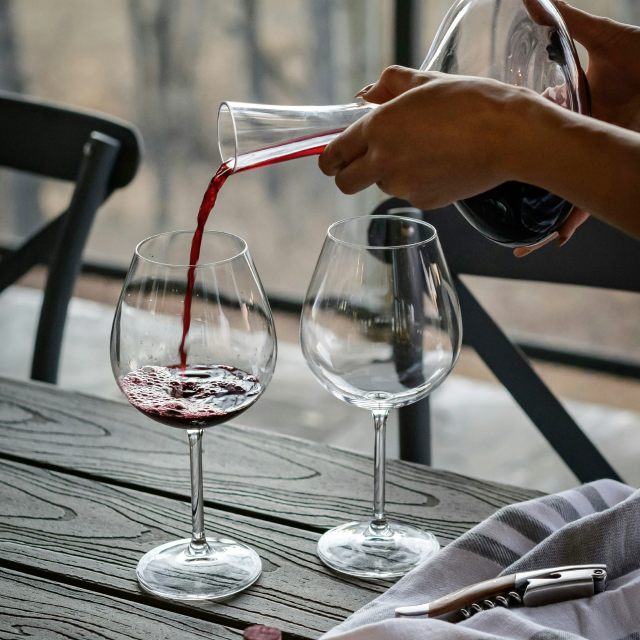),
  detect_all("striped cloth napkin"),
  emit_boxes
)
[324,480,640,640]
